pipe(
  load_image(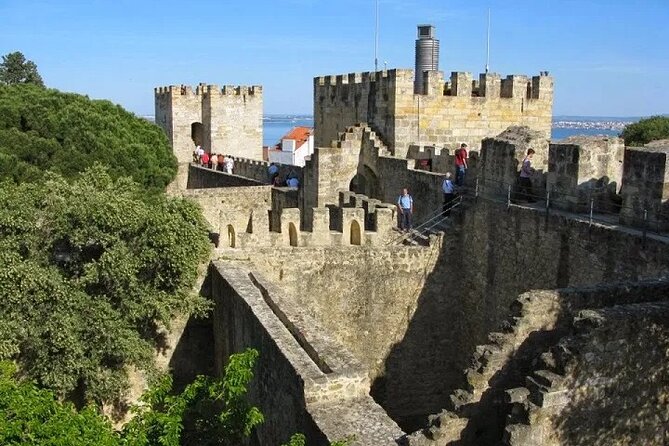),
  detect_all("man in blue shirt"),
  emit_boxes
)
[397,188,414,231]
[442,172,456,216]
